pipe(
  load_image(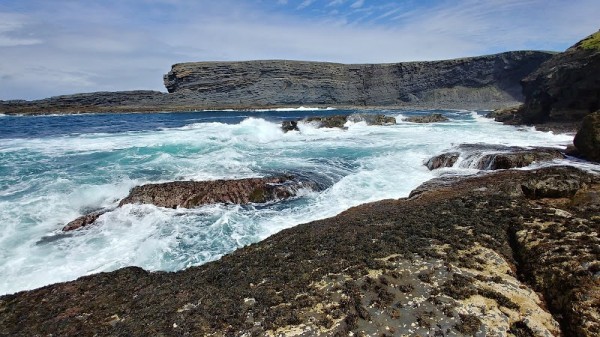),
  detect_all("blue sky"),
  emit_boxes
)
[1,0,598,100]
